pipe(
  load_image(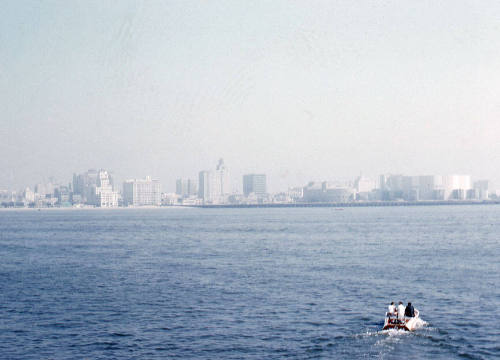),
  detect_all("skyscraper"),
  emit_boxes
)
[72,169,98,204]
[215,158,230,198]
[72,169,117,206]
[243,174,267,196]
[198,170,215,202]
[176,178,197,197]
[198,159,230,203]
[95,170,118,207]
